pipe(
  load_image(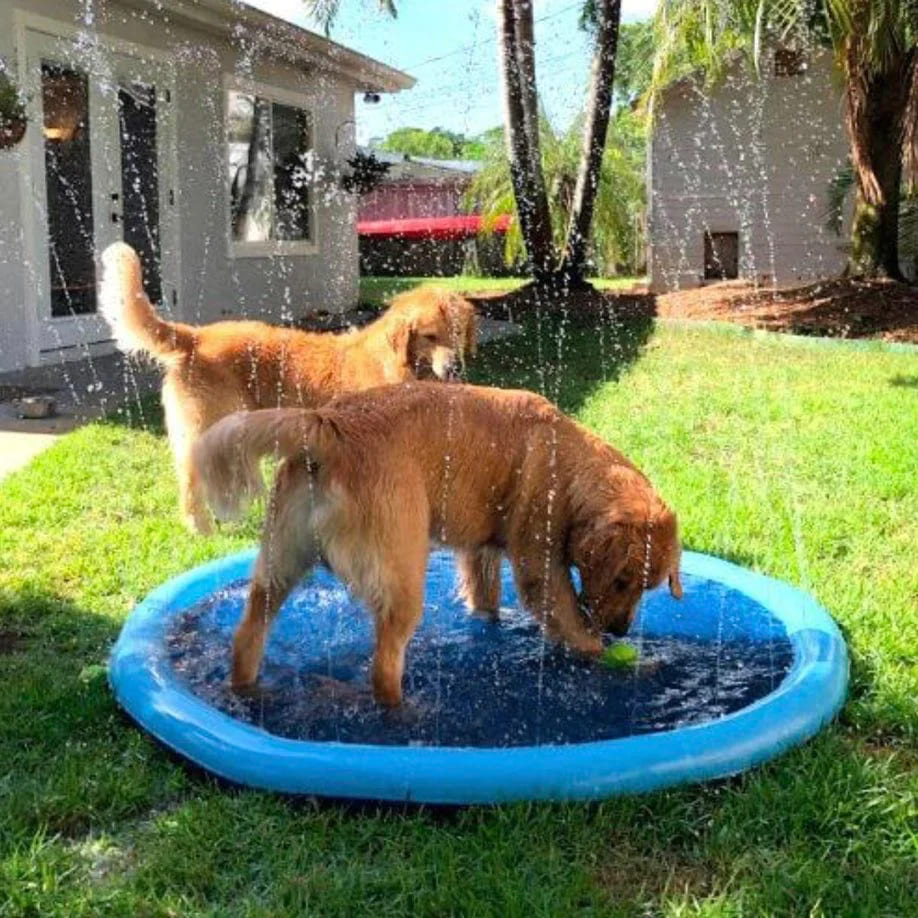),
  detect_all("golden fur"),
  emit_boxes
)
[99,243,477,532]
[191,383,683,707]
